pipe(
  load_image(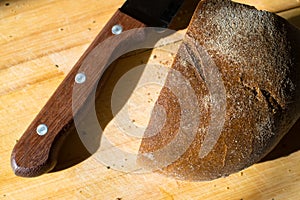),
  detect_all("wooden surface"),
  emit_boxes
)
[0,0,300,199]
